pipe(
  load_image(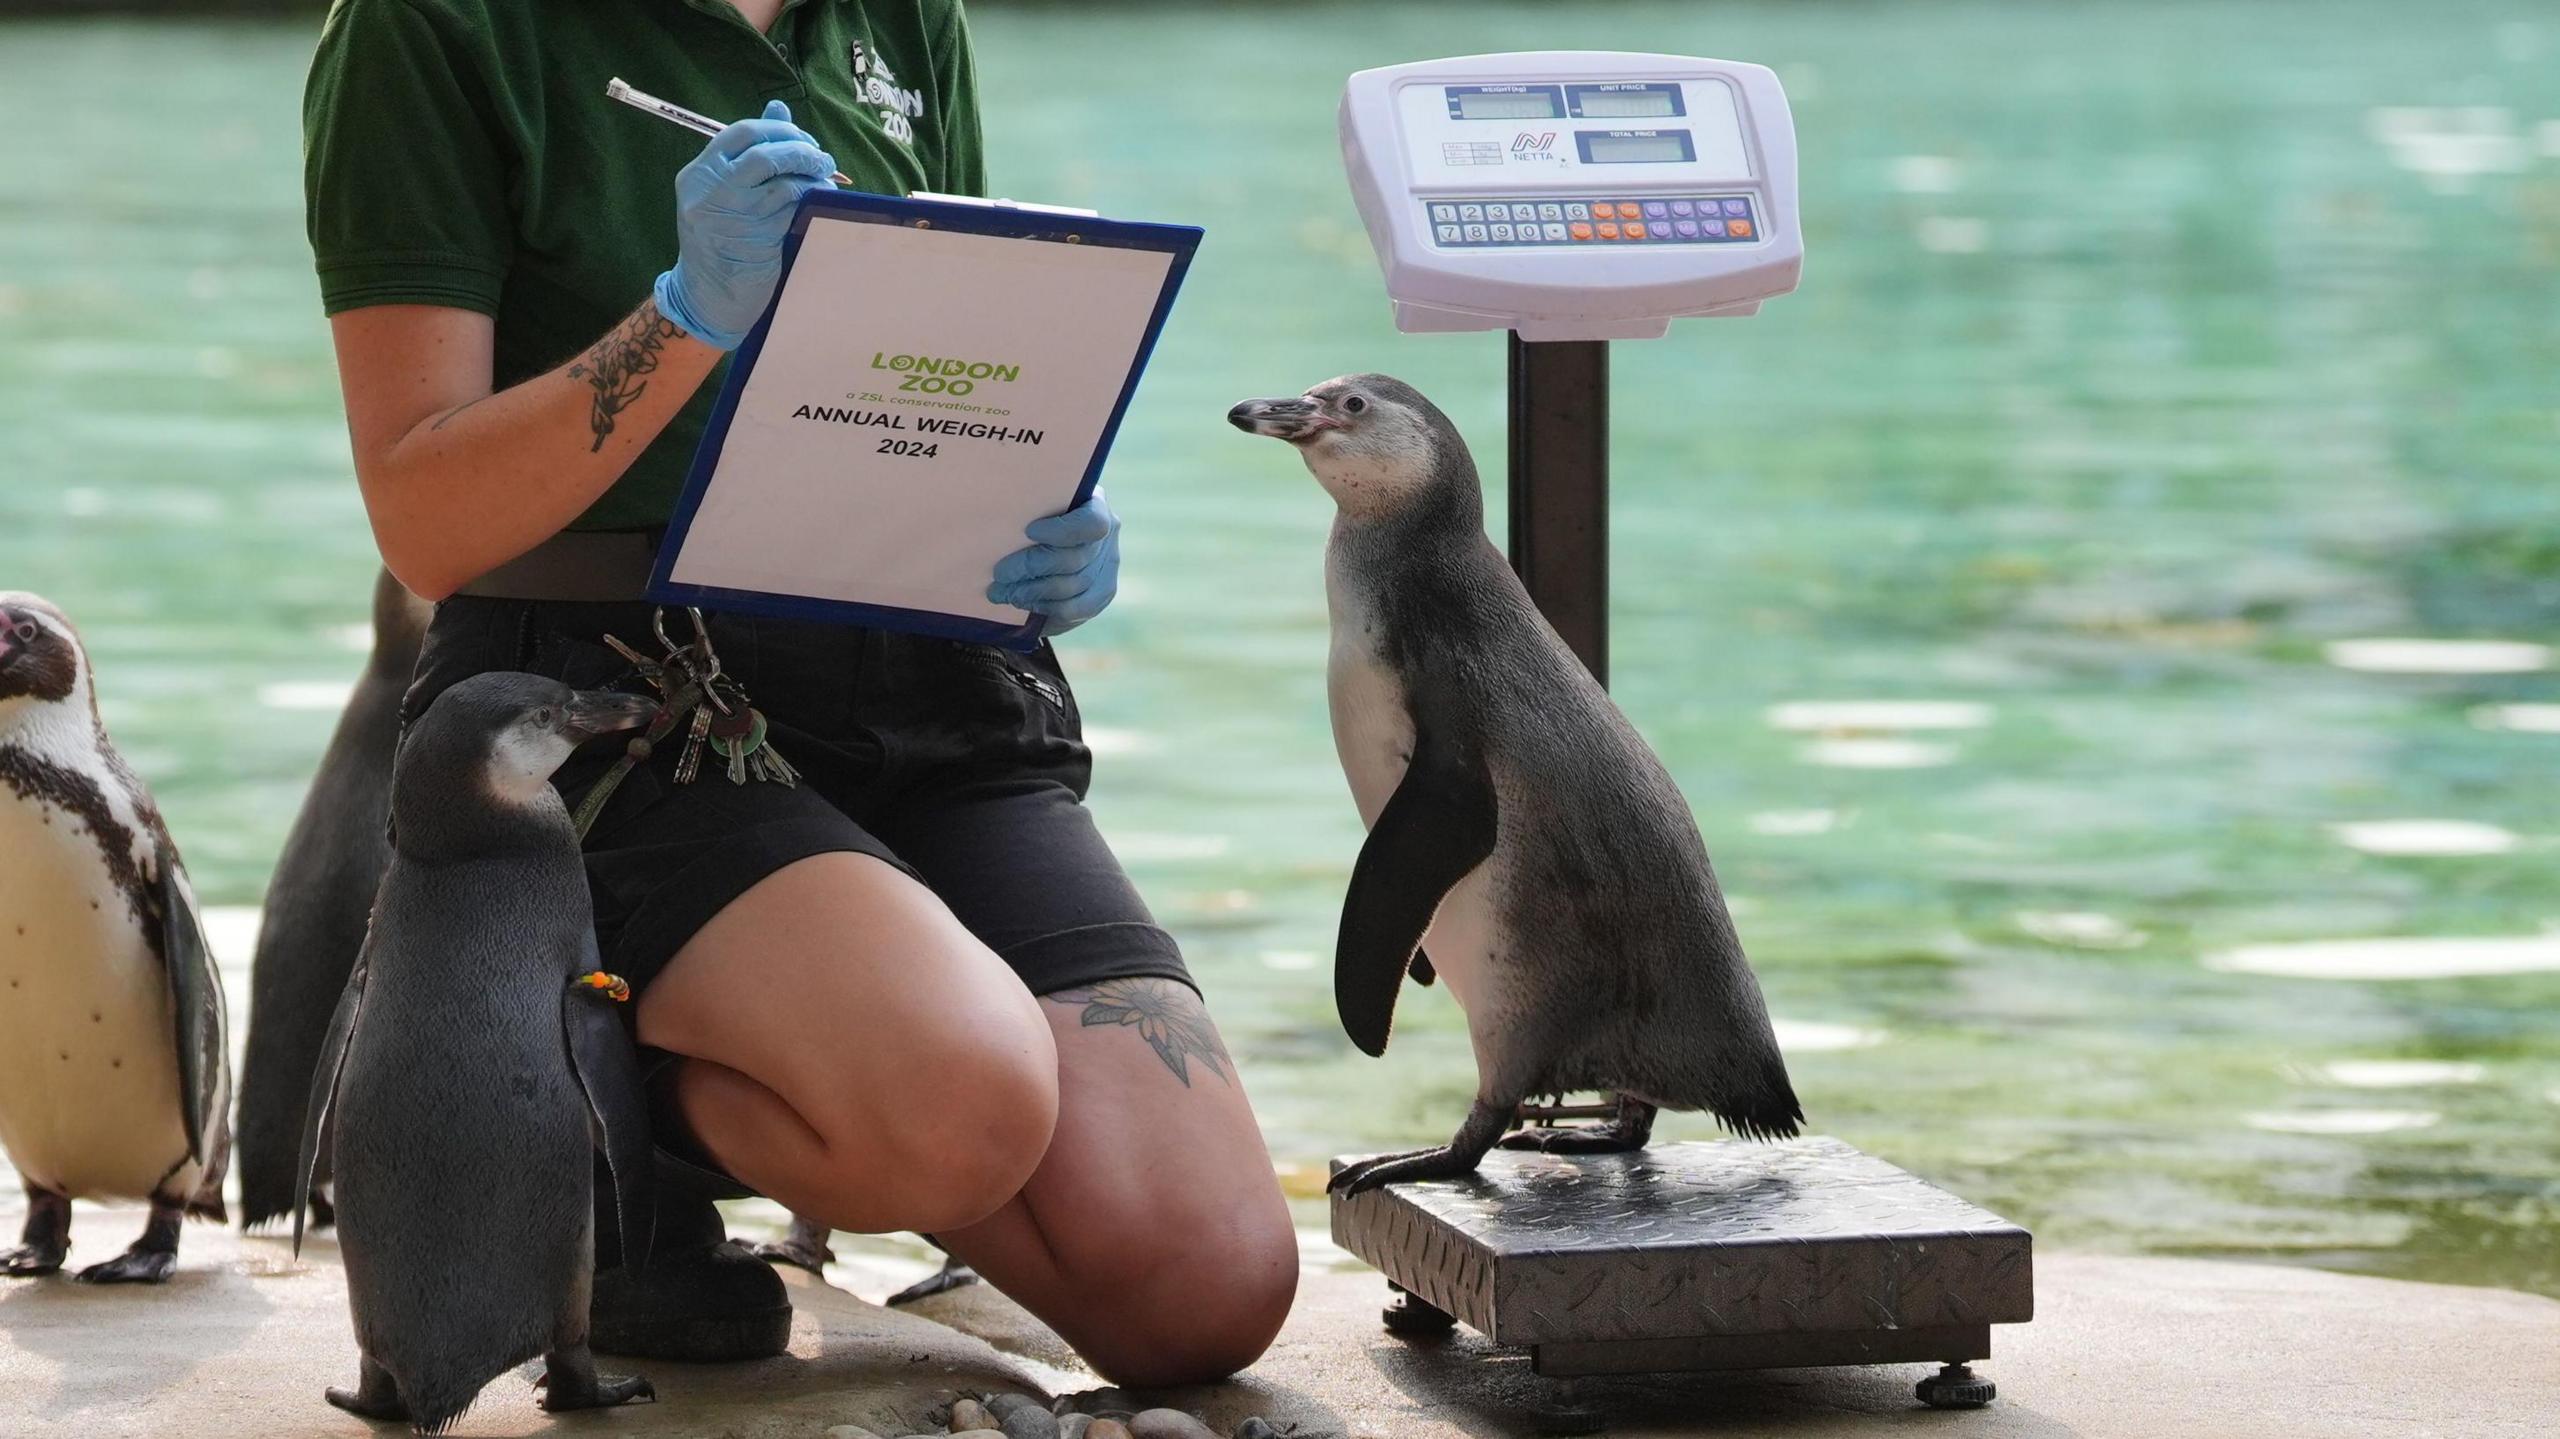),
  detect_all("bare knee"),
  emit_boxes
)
[1065,1207,1299,1387]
